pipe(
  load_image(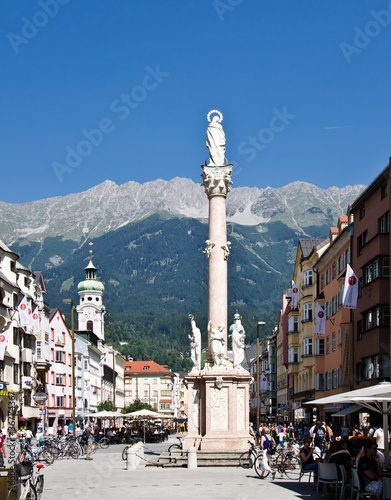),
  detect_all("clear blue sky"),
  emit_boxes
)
[1,0,390,203]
